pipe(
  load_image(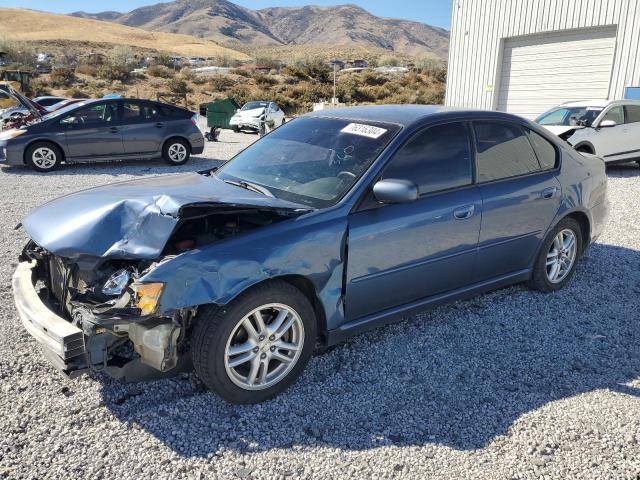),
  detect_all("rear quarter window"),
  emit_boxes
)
[526,129,558,170]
